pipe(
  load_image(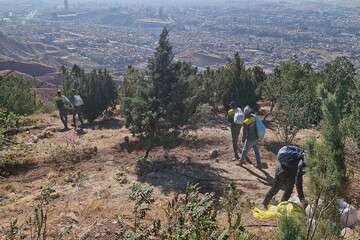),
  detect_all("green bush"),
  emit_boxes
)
[278,215,305,240]
[0,75,37,115]
[63,65,118,122]
[190,66,229,111]
[121,182,156,240]
[160,184,255,240]
[0,109,19,147]
[322,56,355,117]
[260,61,322,143]
[223,53,259,110]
